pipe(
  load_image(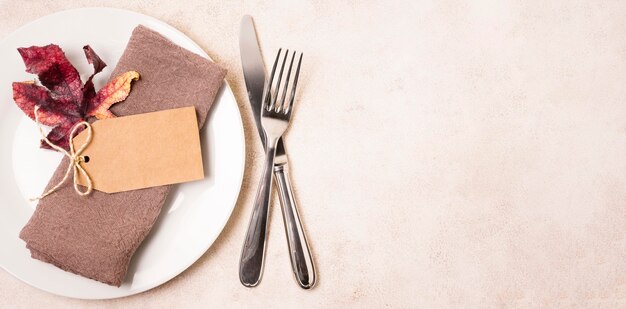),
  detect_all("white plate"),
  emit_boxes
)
[0,8,245,299]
